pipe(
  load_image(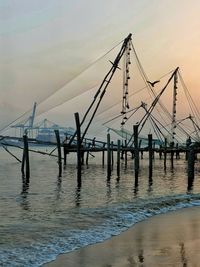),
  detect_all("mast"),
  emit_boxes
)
[171,68,179,142]
[69,33,132,145]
